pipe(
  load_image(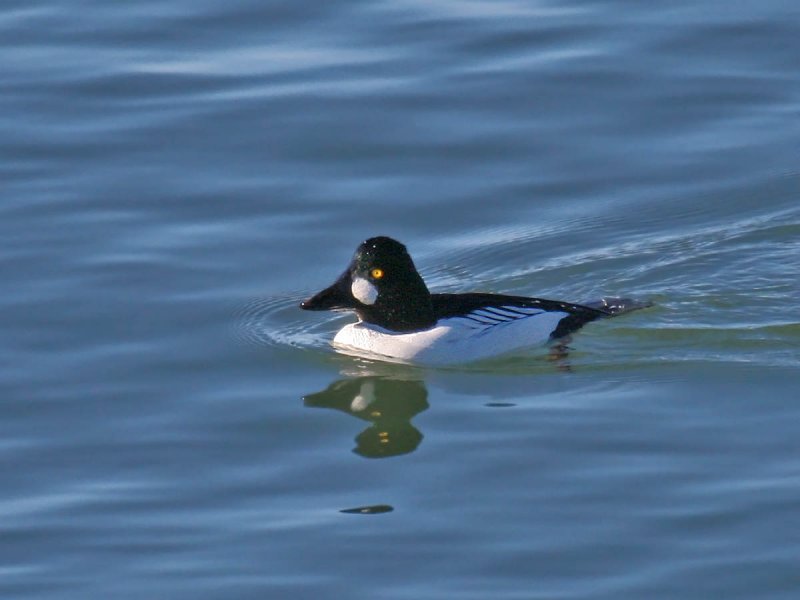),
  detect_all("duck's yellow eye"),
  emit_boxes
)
[371,268,384,279]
